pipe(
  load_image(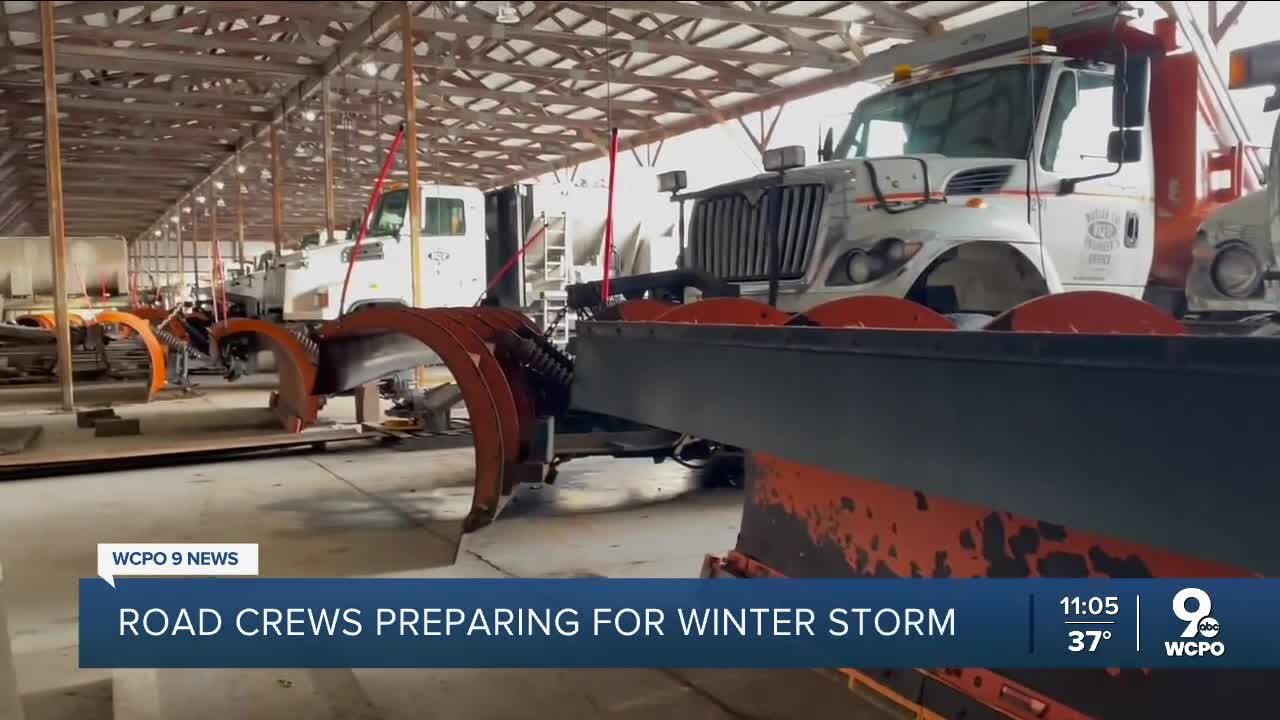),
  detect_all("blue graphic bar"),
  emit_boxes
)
[79,578,1270,668]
